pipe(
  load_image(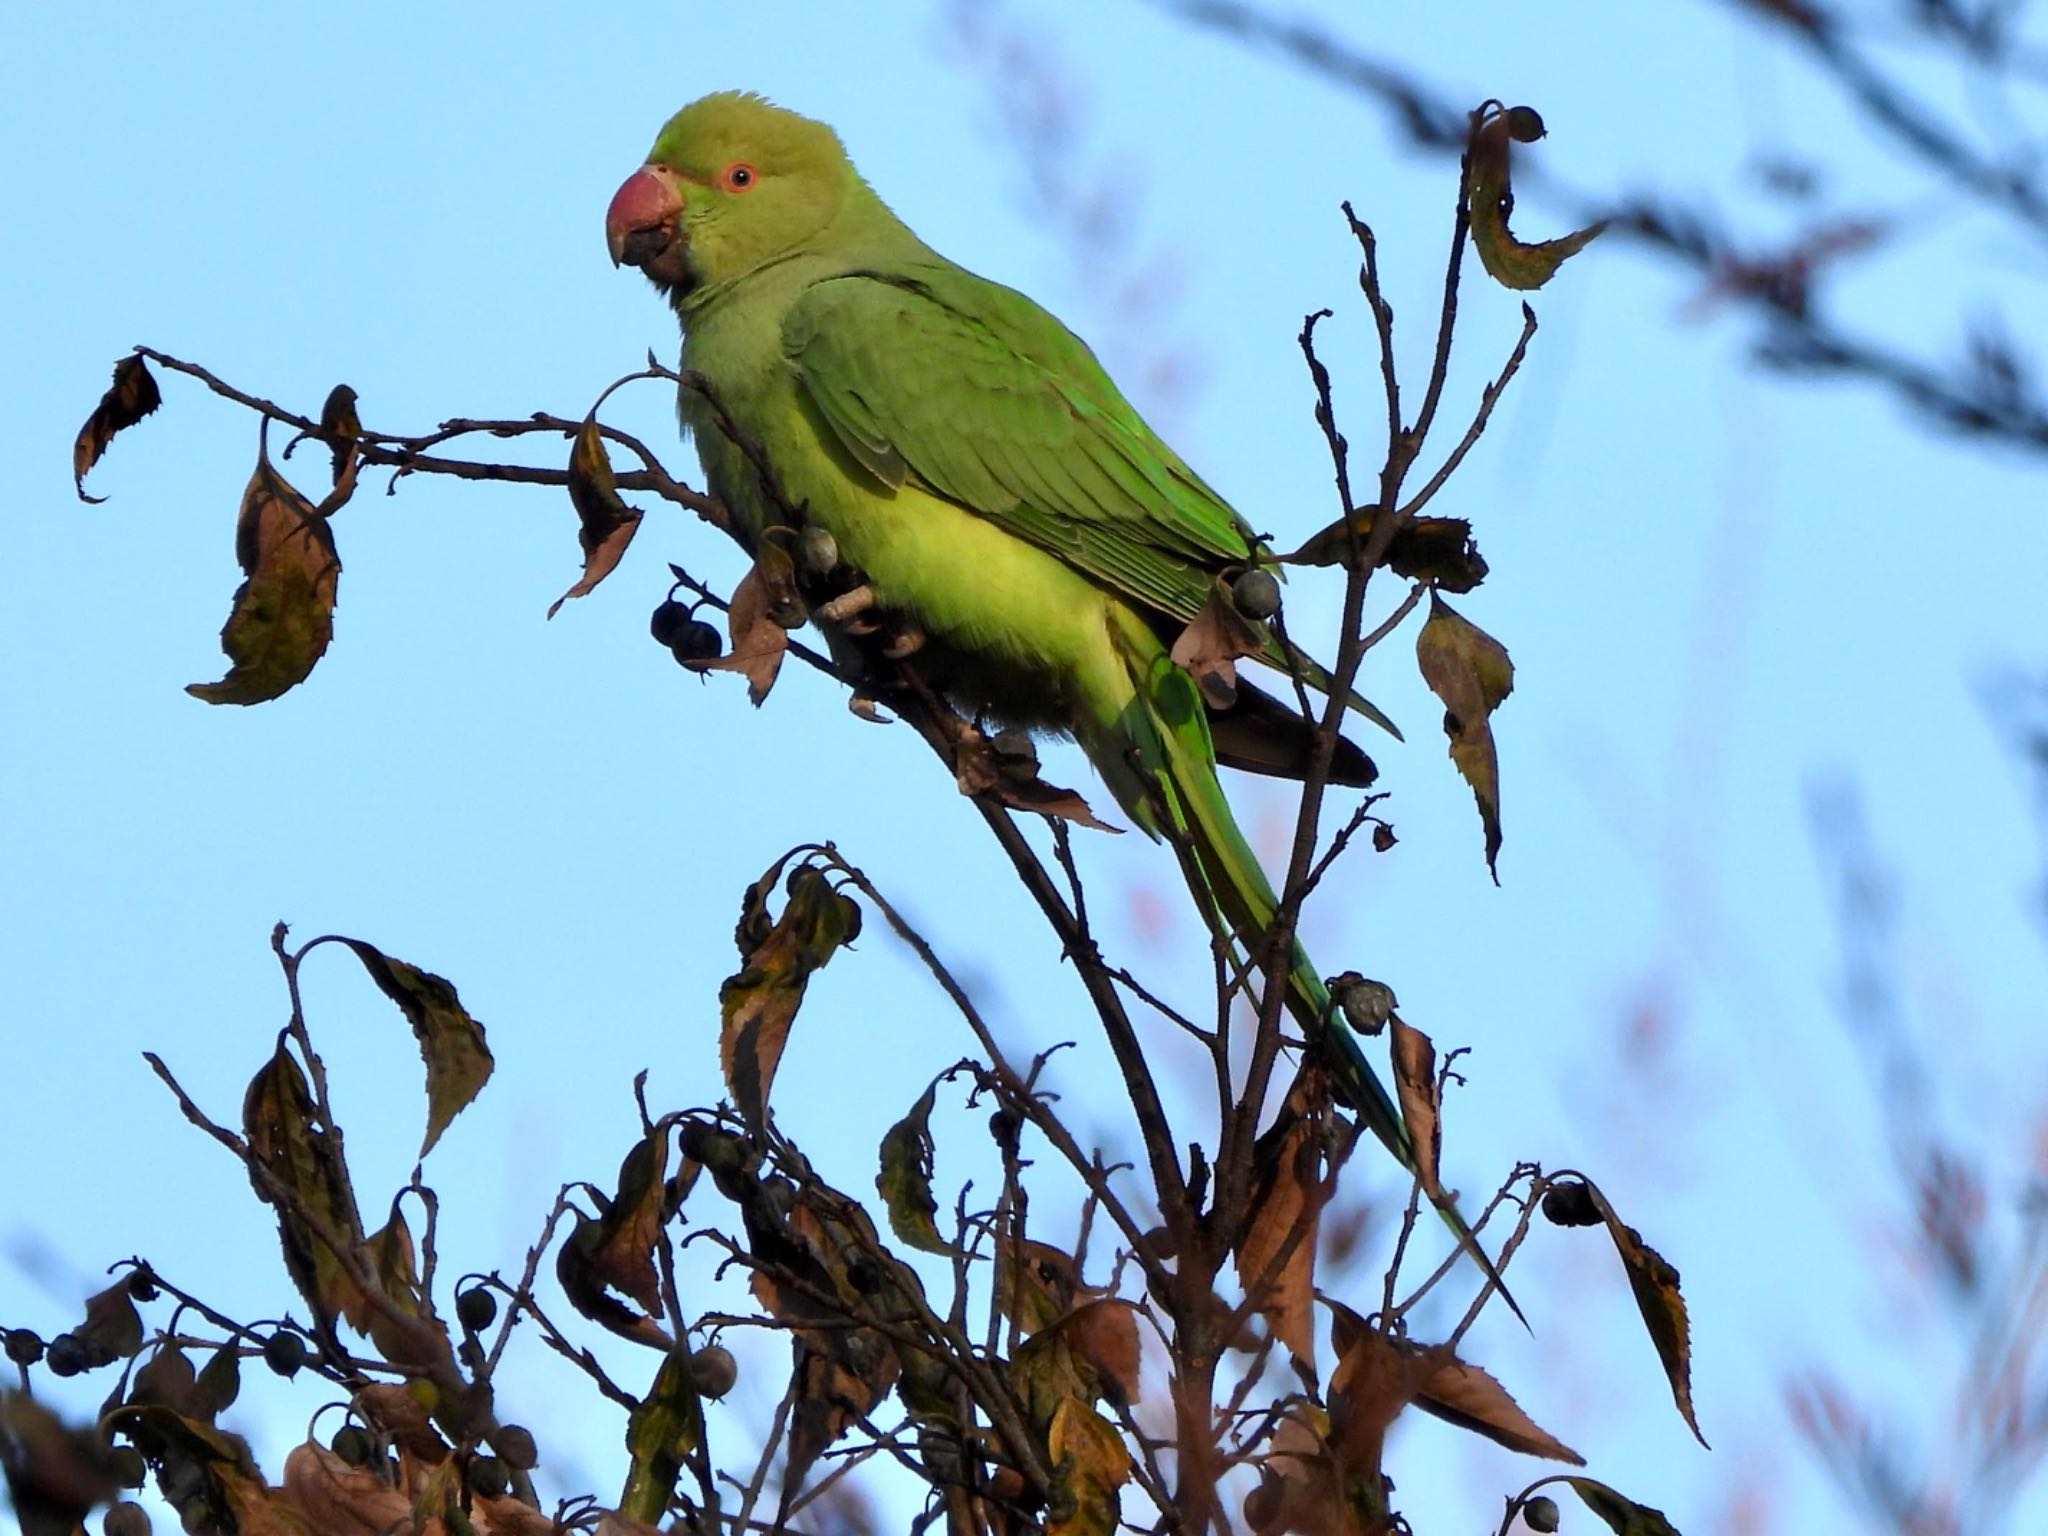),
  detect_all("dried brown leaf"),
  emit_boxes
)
[74,354,162,502]
[1287,508,1490,593]
[697,558,789,704]
[549,415,644,617]
[279,1439,411,1535]
[1250,1400,1364,1536]
[1415,593,1514,879]
[352,1210,431,1368]
[719,862,859,1127]
[1467,105,1606,290]
[336,939,492,1157]
[1061,1299,1143,1407]
[1410,1346,1583,1463]
[1237,1100,1324,1362]
[242,1037,367,1329]
[1327,1325,1414,1482]
[1169,579,1266,710]
[1564,1476,1685,1536]
[555,1210,672,1350]
[188,440,342,705]
[1389,1016,1442,1199]
[592,1128,670,1314]
[355,1383,449,1462]
[1566,1180,1706,1447]
[954,731,1121,832]
[76,1280,144,1366]
[131,1344,201,1415]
